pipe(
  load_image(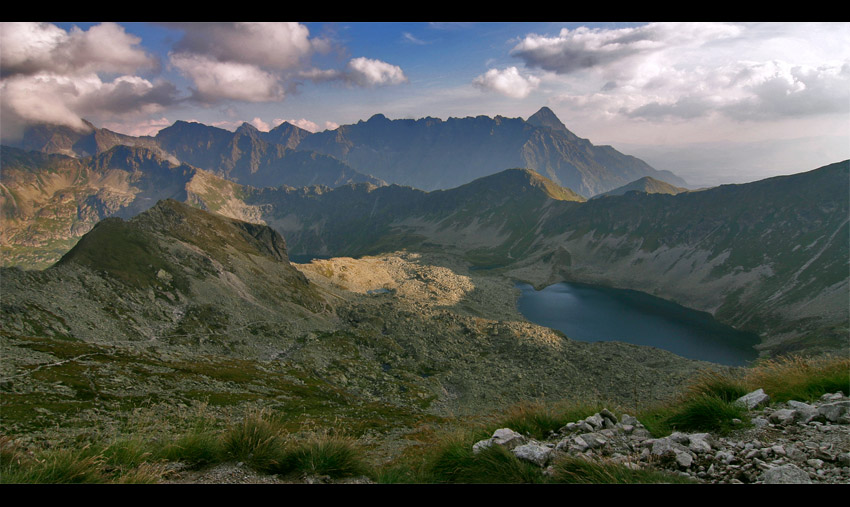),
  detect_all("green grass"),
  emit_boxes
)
[157,428,224,469]
[490,400,605,440]
[550,456,696,484]
[277,433,369,478]
[221,410,288,472]
[415,432,545,484]
[746,355,850,402]
[637,355,849,437]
